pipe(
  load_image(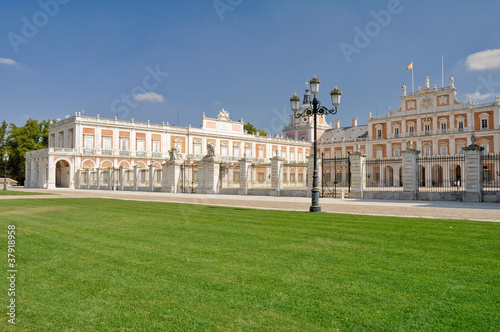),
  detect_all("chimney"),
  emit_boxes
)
[334,120,340,129]
[351,118,358,127]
